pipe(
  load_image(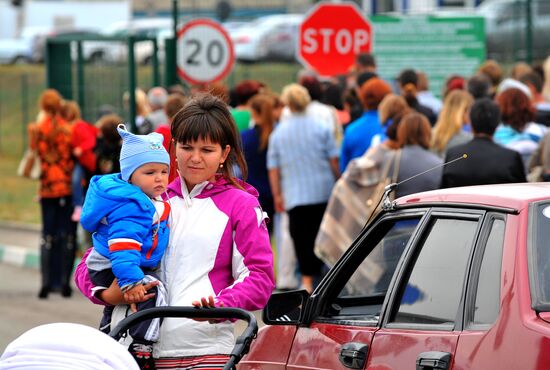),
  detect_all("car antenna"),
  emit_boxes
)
[380,153,468,212]
[362,154,468,229]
